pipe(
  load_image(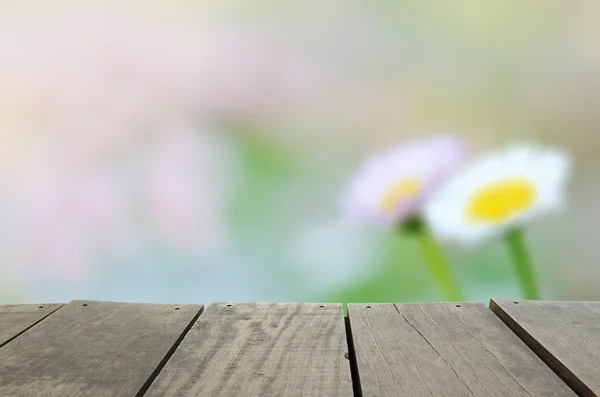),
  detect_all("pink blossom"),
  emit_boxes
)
[341,134,467,226]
